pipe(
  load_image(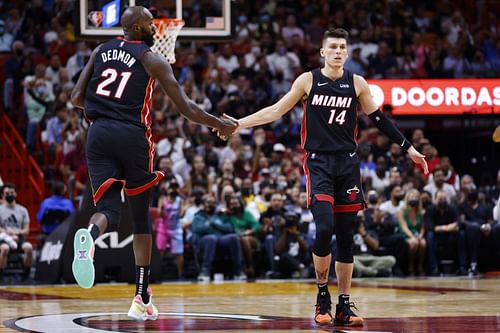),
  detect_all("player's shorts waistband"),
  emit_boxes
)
[307,150,355,156]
